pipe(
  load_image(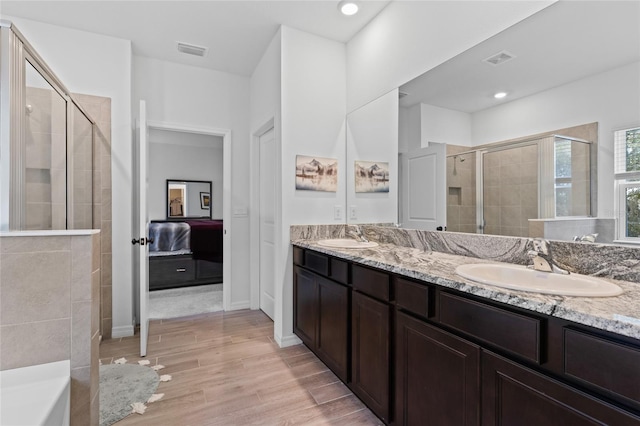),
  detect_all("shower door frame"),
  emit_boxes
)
[0,21,97,231]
